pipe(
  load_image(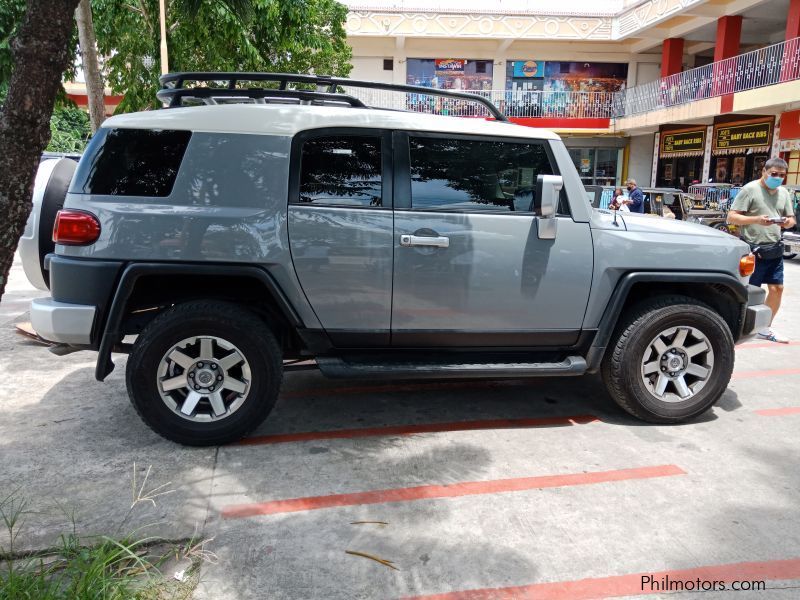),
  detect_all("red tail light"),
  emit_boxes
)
[53,210,101,245]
